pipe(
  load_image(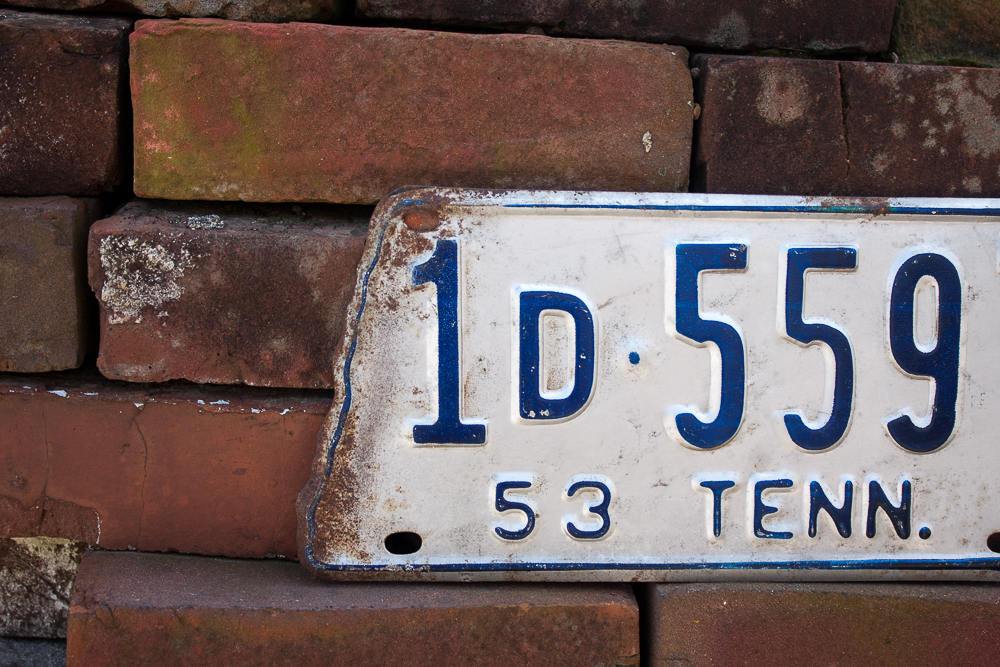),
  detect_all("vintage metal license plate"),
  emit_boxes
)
[299,190,1000,581]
